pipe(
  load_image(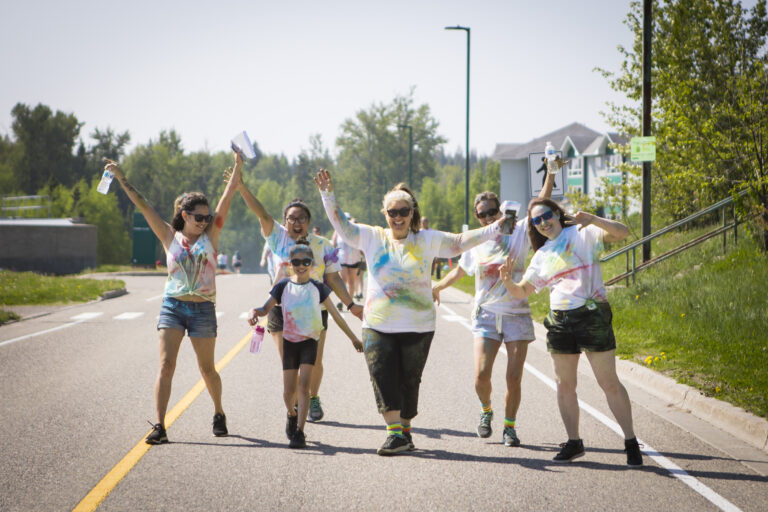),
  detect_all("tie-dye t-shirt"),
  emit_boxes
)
[522,225,607,311]
[321,191,501,333]
[270,278,331,342]
[264,222,341,283]
[459,217,531,315]
[164,231,217,302]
